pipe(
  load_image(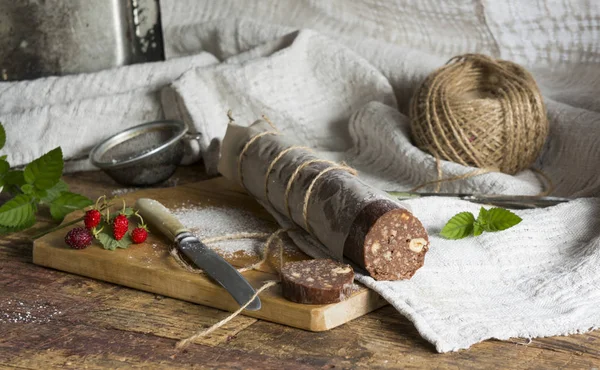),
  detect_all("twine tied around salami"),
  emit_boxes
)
[218,116,431,281]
